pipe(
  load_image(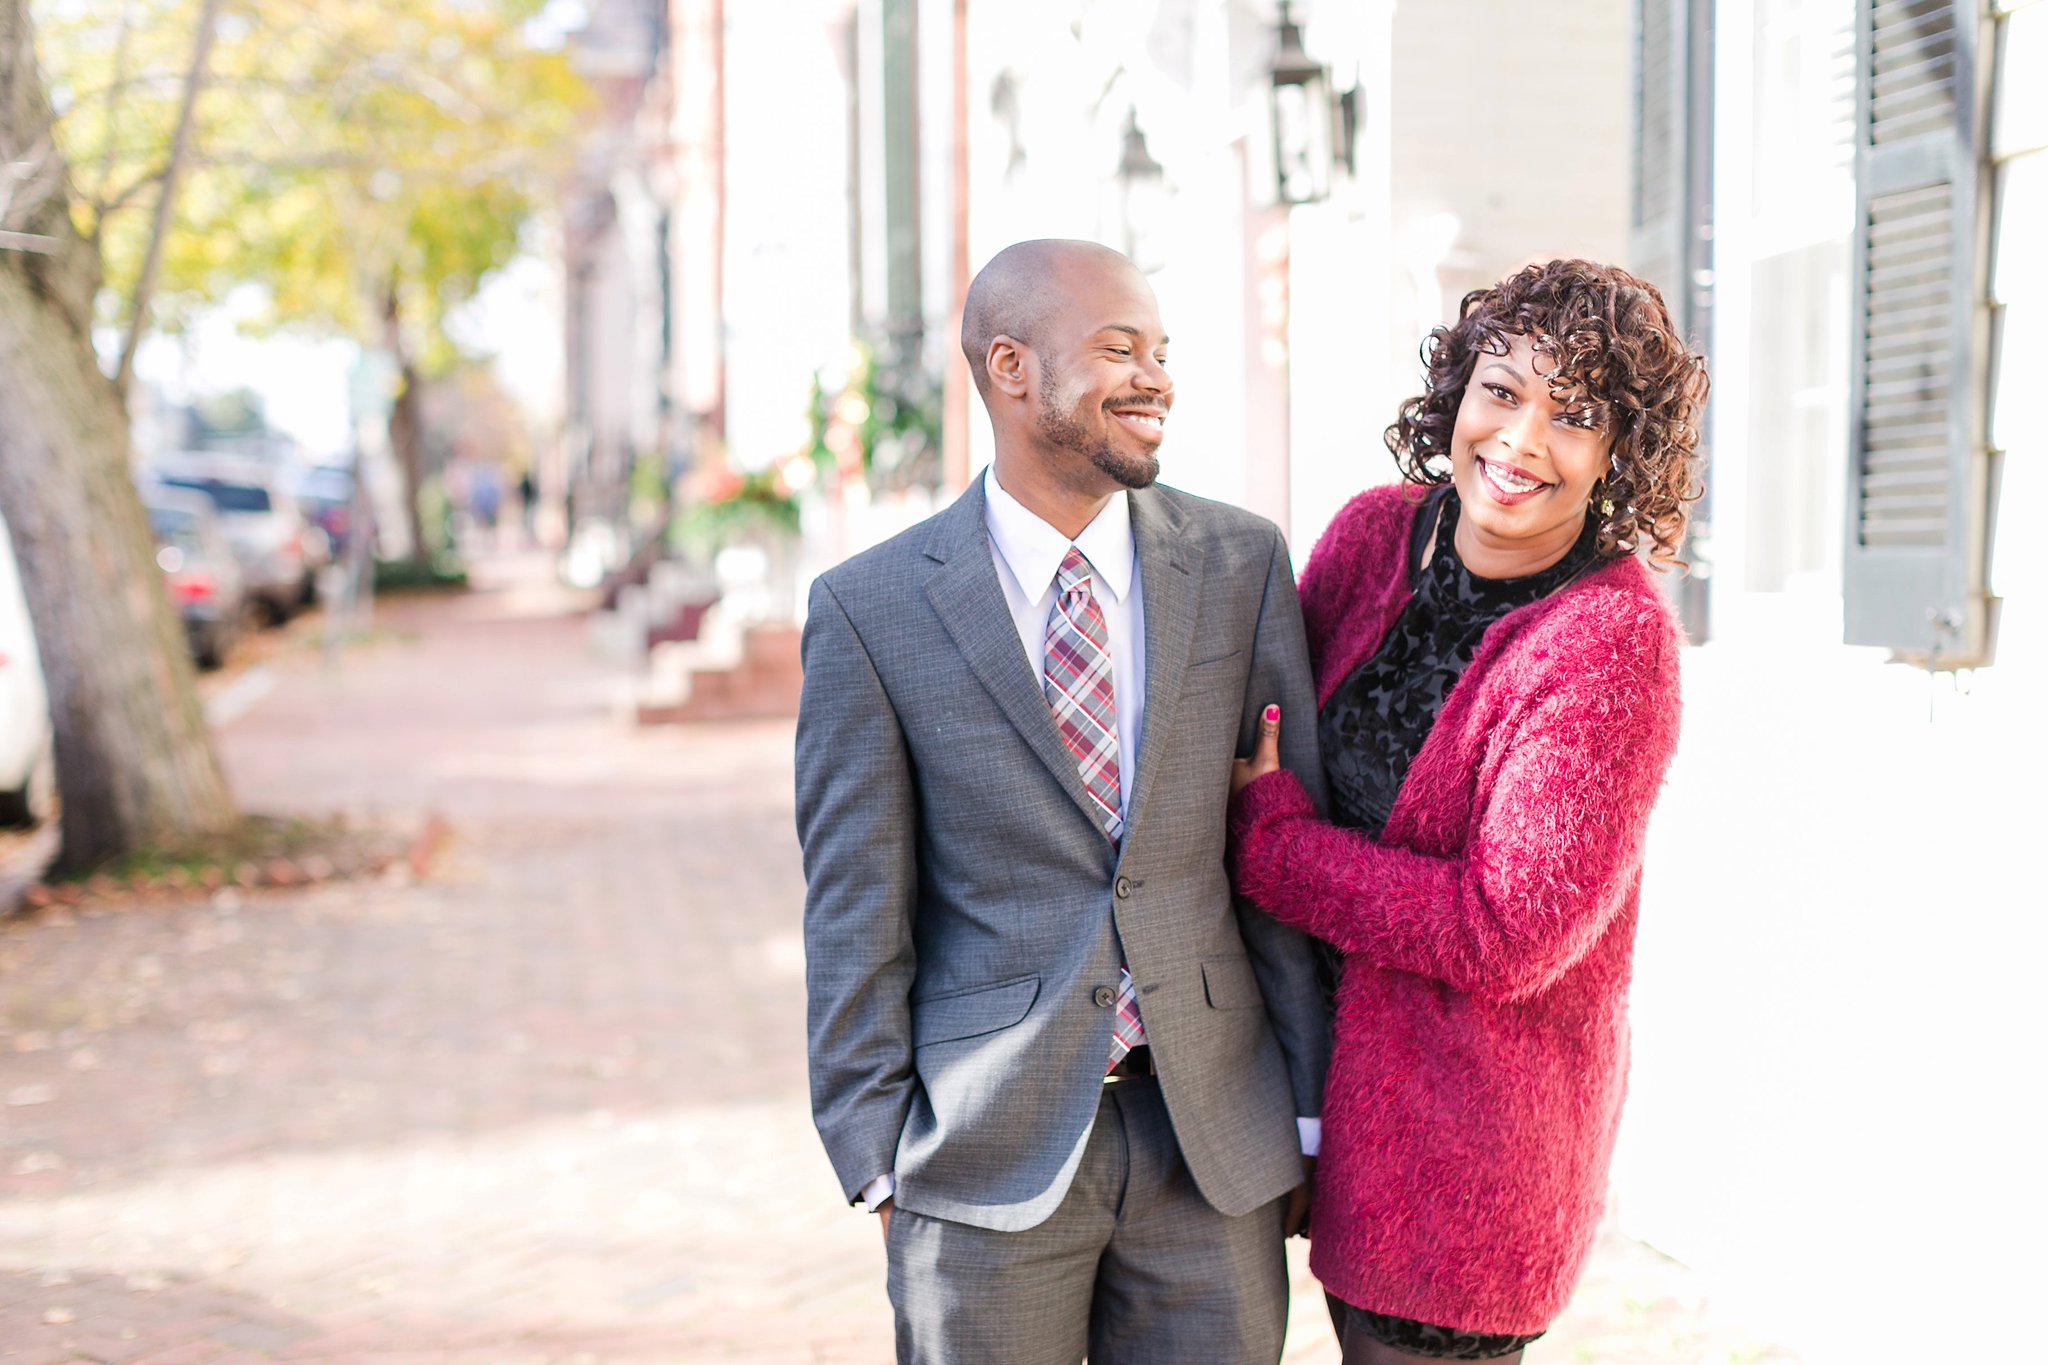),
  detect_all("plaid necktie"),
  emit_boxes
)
[1043,548,1146,1070]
